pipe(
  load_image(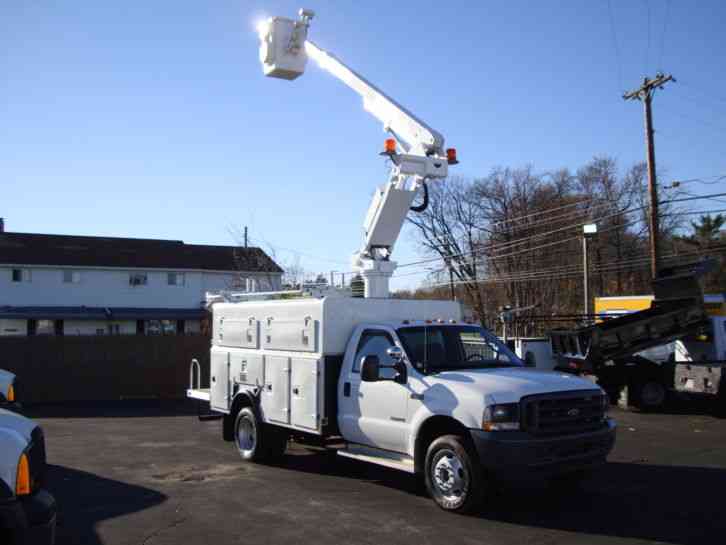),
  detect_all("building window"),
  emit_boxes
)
[11,269,30,283]
[129,273,148,286]
[167,272,185,286]
[63,270,81,284]
[35,320,56,336]
[145,320,177,335]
